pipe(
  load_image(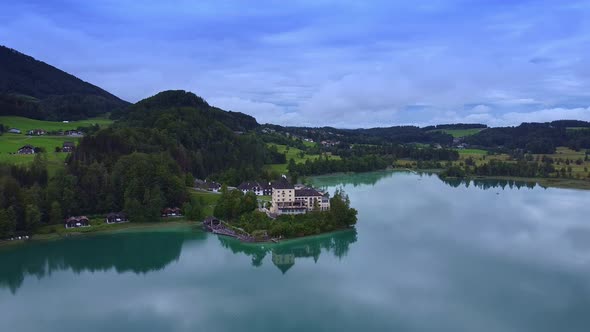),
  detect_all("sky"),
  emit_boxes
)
[1,0,590,128]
